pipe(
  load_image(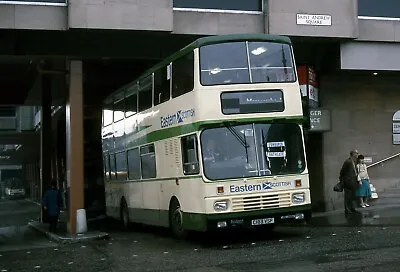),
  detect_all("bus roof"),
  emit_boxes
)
[105,34,292,102]
[193,33,291,48]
